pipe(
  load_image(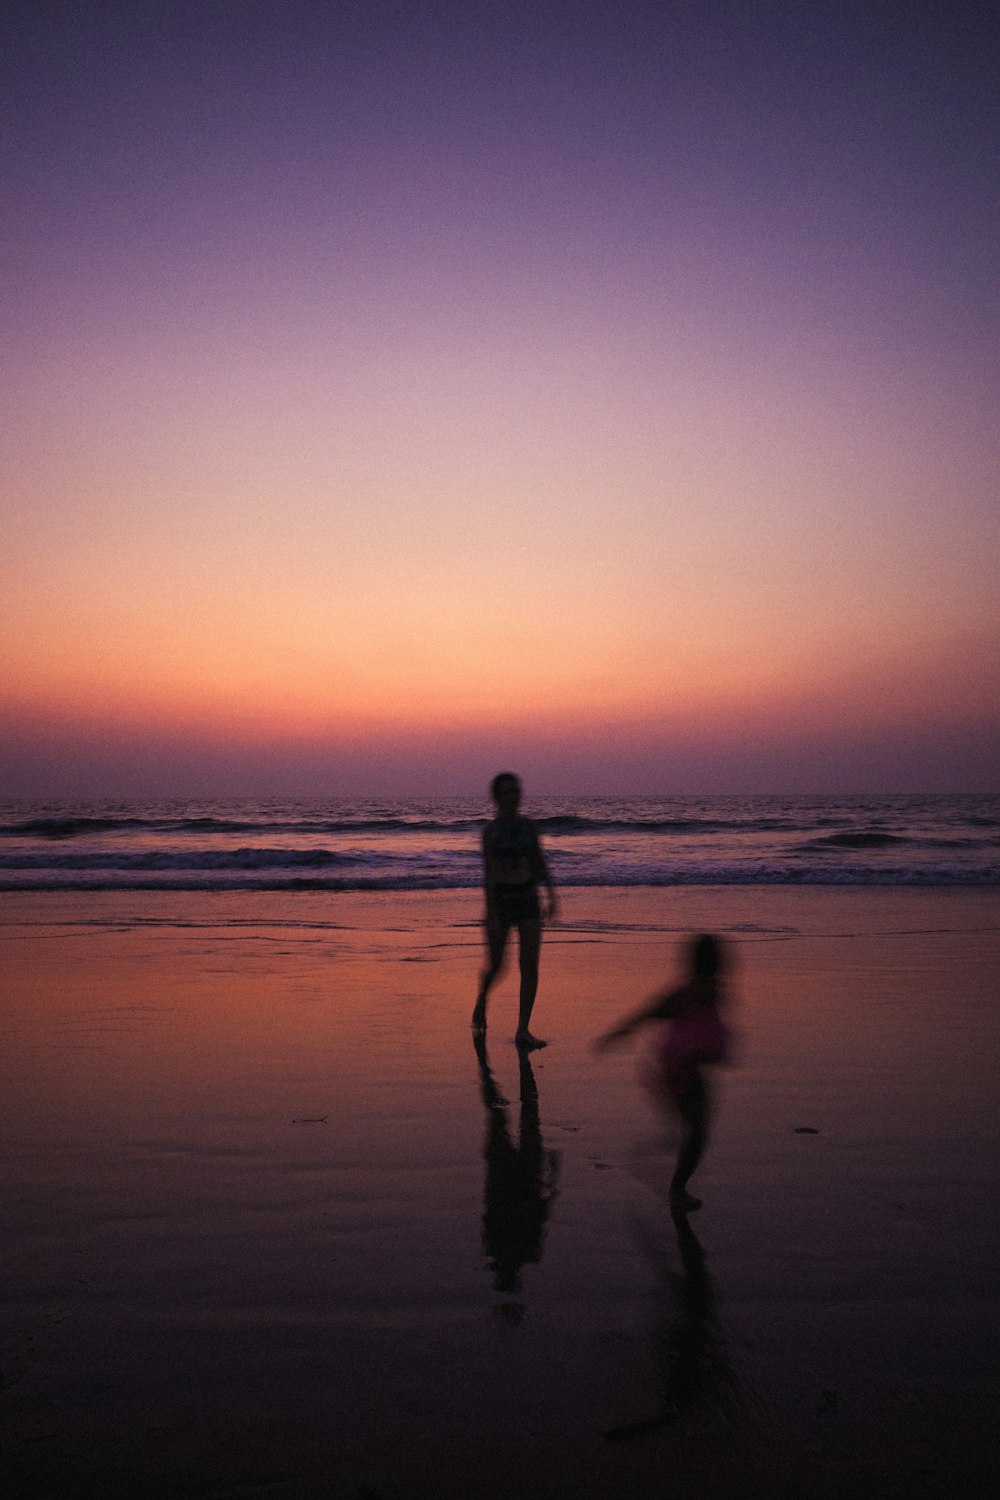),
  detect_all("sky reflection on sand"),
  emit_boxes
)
[2,887,999,1496]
